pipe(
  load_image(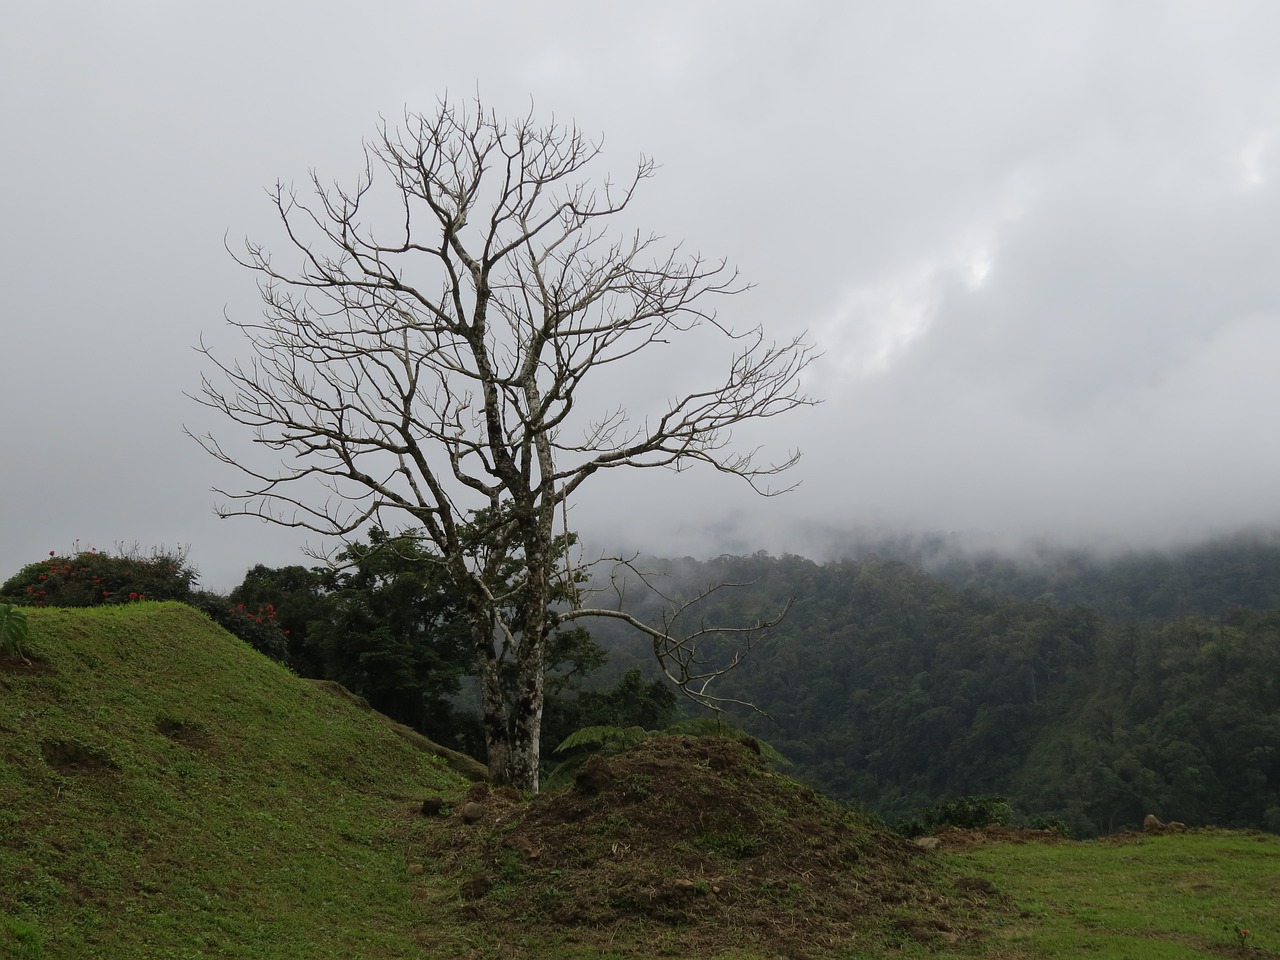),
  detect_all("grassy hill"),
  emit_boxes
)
[3,603,1277,959]
[0,603,468,959]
